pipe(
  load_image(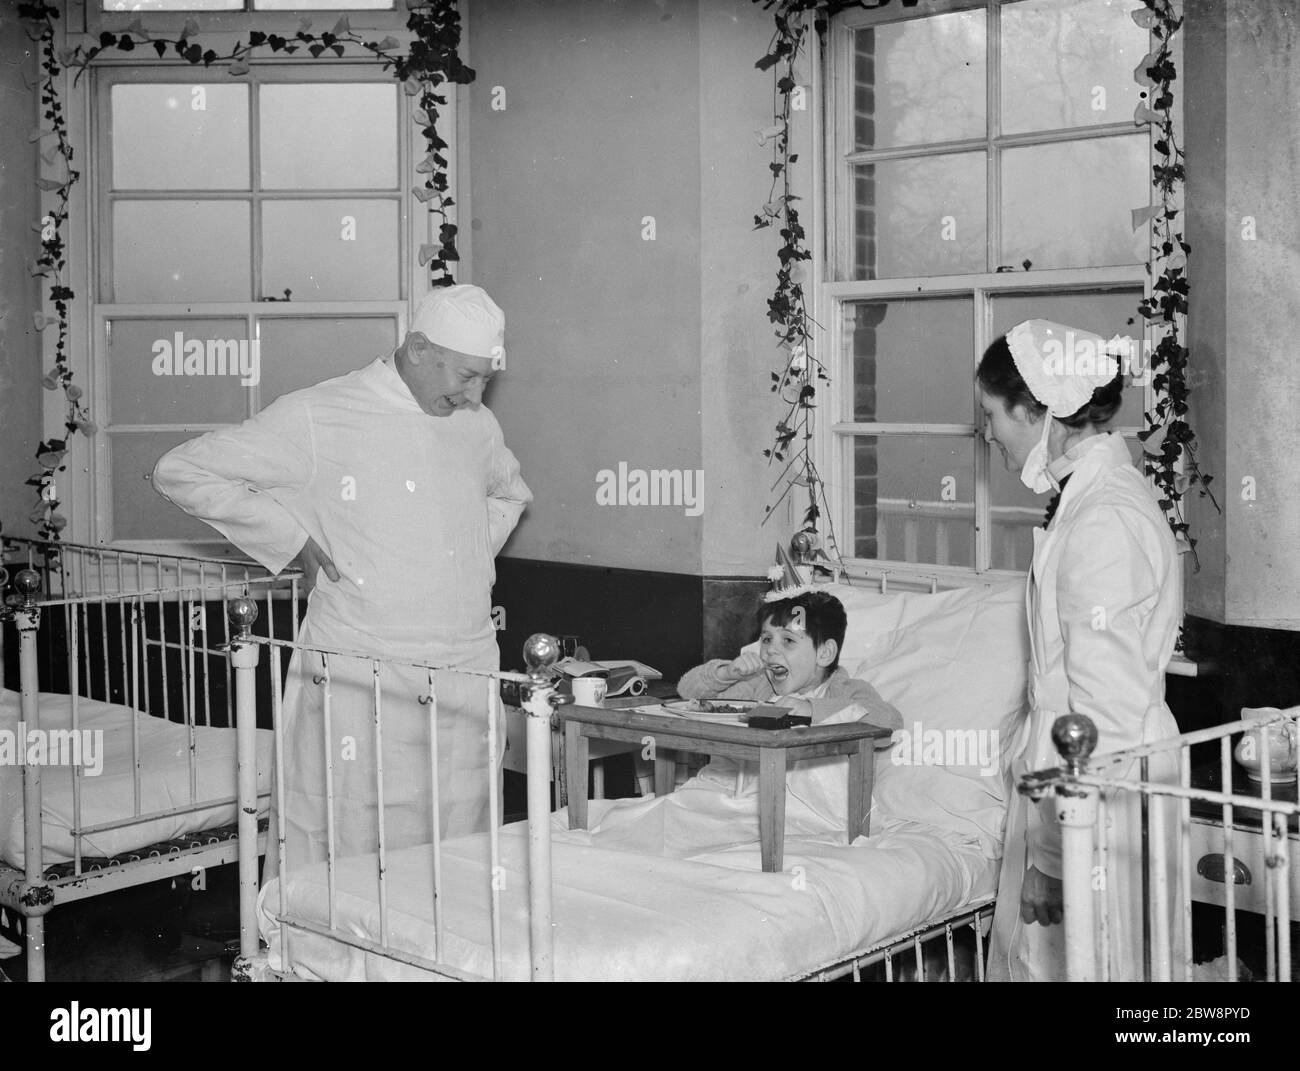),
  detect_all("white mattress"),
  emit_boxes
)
[258,780,998,982]
[0,689,272,869]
